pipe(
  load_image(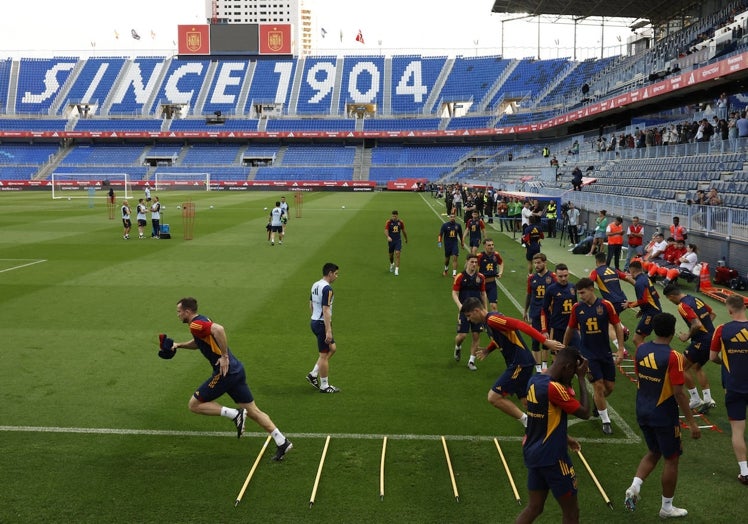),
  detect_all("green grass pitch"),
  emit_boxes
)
[0,190,743,523]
